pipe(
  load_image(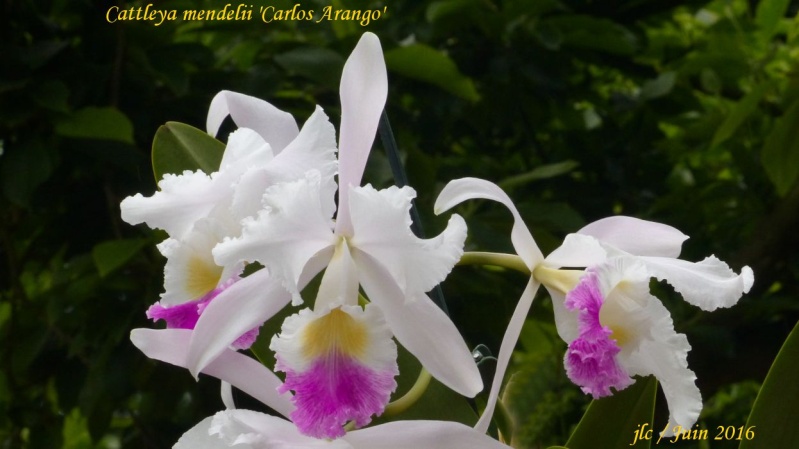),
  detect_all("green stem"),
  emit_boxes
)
[494,397,514,443]
[458,252,530,275]
[382,368,432,416]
